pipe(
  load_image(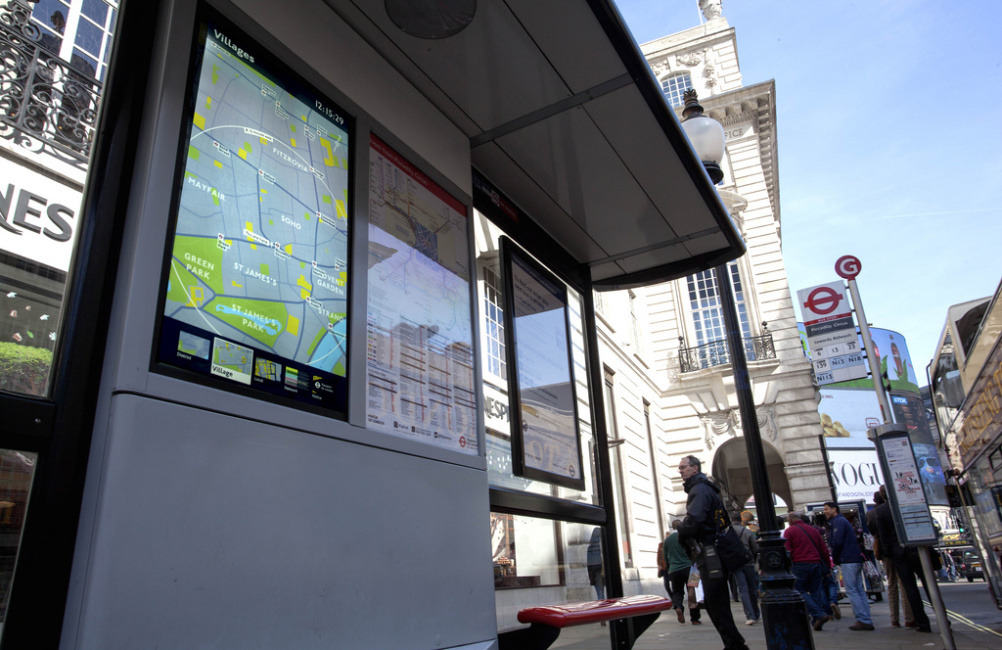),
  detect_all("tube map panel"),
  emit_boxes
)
[158,17,350,412]
[365,134,476,454]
